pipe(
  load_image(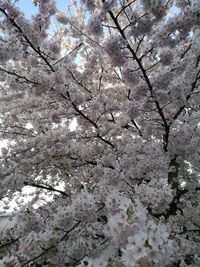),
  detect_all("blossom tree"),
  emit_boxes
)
[0,0,200,266]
